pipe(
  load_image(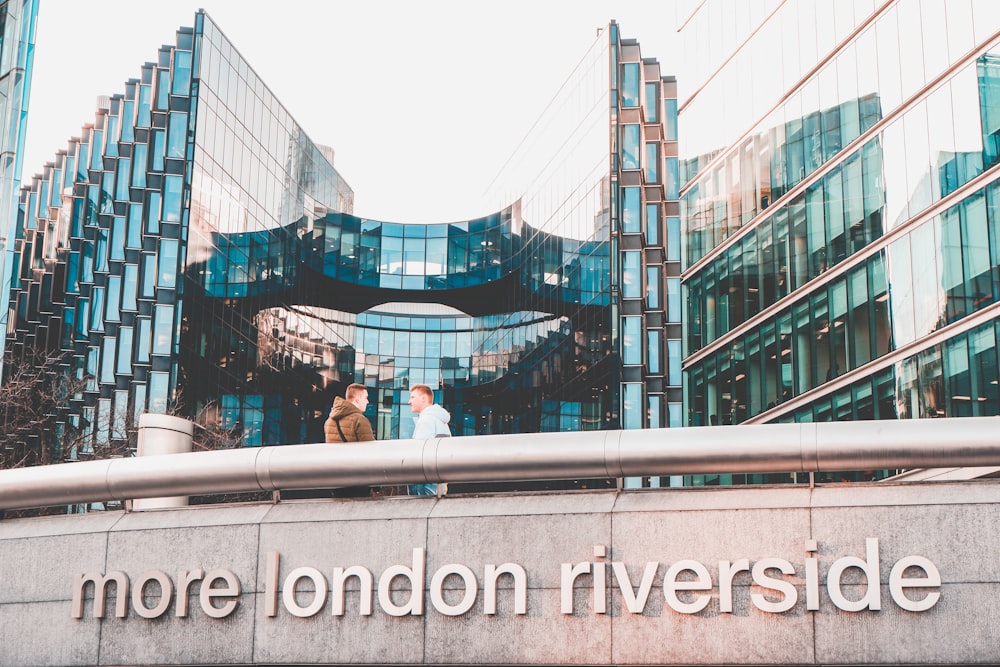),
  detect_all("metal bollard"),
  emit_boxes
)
[131,413,194,510]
